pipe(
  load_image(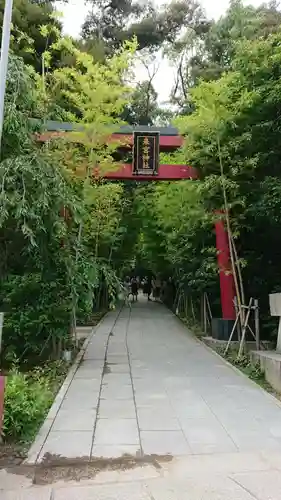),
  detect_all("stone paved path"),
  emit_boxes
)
[3,297,281,498]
